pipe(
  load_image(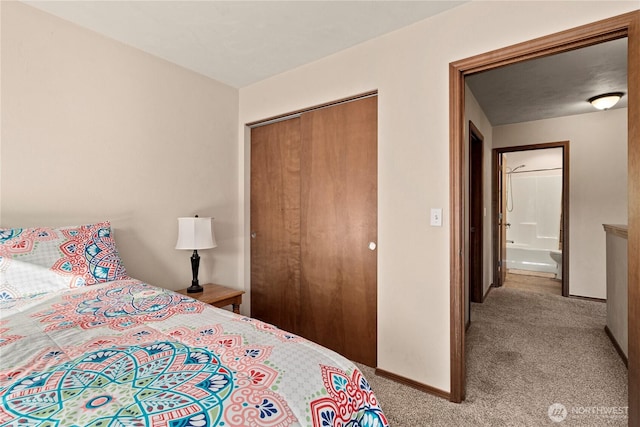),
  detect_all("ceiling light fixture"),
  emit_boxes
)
[588,92,624,110]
